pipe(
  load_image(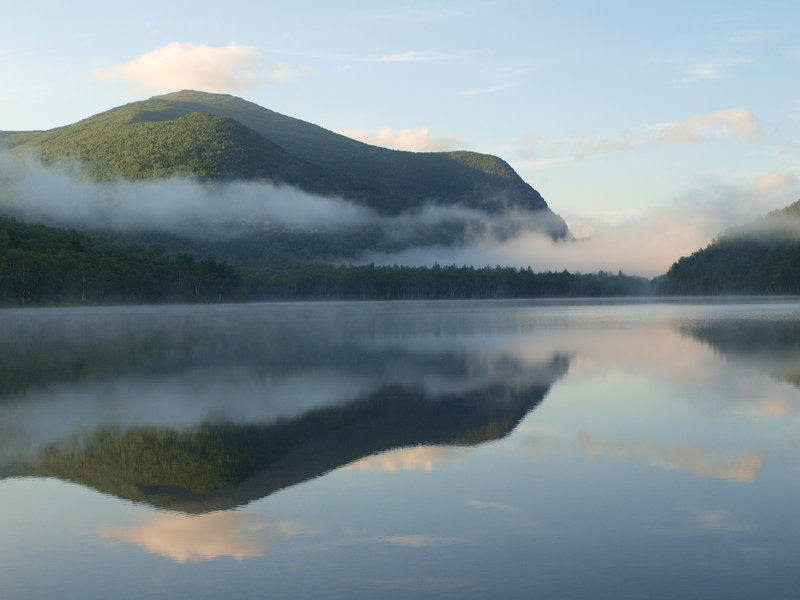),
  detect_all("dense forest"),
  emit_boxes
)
[7,90,570,231]
[0,216,649,306]
[657,200,800,295]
